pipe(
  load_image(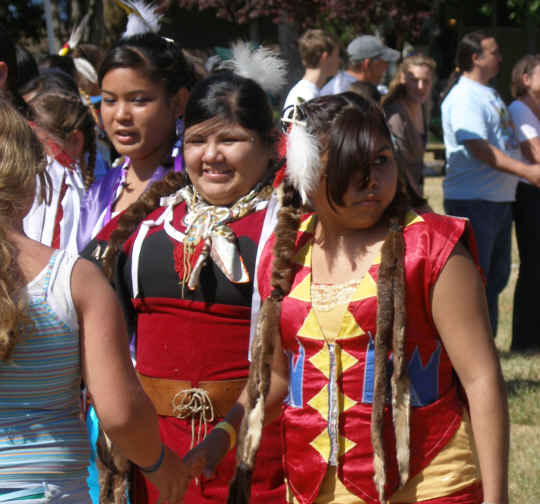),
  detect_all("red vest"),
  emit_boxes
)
[258,211,480,503]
